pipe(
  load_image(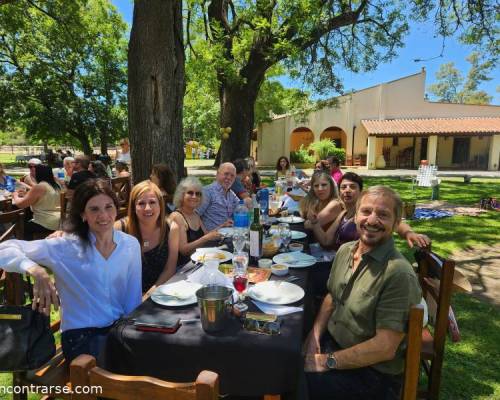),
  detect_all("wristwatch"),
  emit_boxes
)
[326,352,338,369]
